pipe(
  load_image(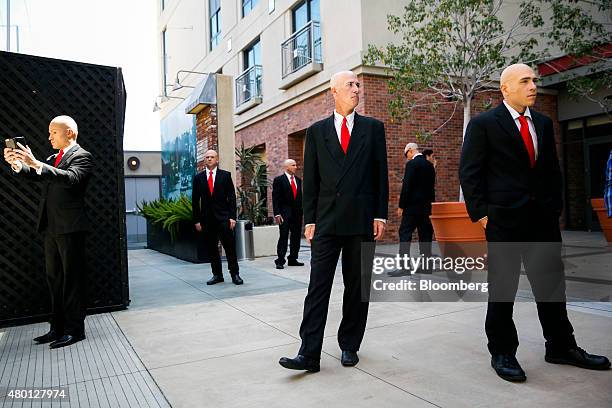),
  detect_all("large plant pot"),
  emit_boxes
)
[590,198,612,243]
[253,225,280,257]
[430,202,487,259]
[146,220,210,263]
